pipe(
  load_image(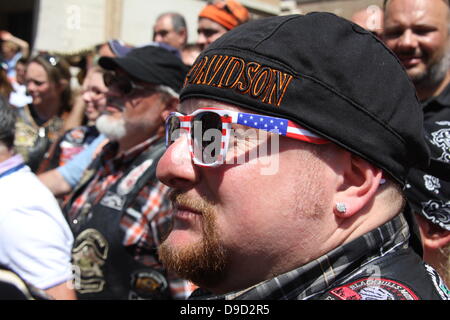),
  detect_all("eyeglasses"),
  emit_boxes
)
[103,72,146,96]
[165,107,330,167]
[154,29,173,38]
[197,28,220,38]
